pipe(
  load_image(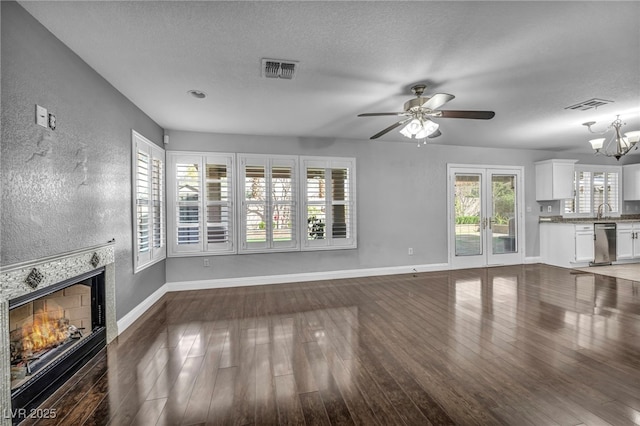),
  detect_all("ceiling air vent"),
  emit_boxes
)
[564,98,614,111]
[262,59,298,80]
